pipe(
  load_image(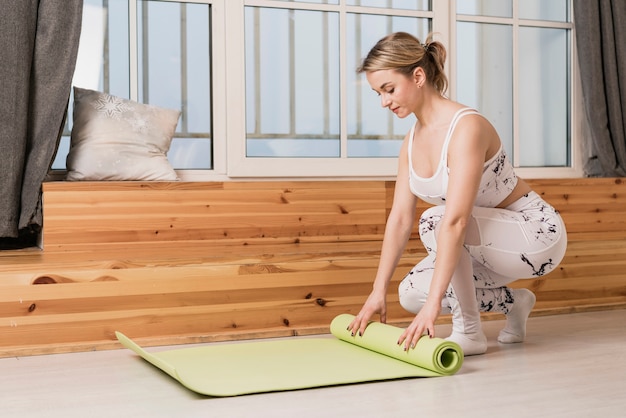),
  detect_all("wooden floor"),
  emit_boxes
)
[1,309,625,418]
